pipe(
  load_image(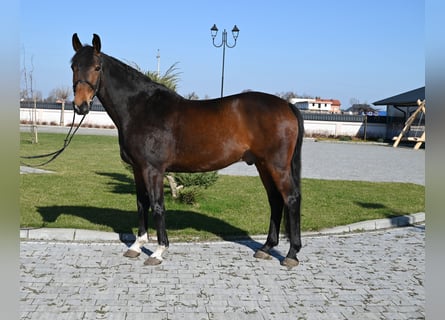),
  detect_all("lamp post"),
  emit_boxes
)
[210,24,240,98]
